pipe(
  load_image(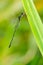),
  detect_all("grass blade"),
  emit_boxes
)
[22,0,43,56]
